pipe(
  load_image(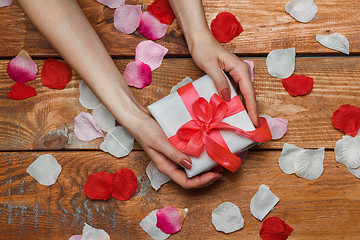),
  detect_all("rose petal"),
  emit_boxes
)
[285,0,318,23]
[278,143,300,174]
[7,82,37,100]
[92,103,116,132]
[0,0,12,7]
[243,60,255,82]
[210,12,243,43]
[260,217,293,240]
[41,58,72,89]
[332,104,360,137]
[170,77,193,94]
[95,0,125,8]
[212,202,244,234]
[74,112,104,141]
[335,133,360,169]
[250,184,279,221]
[84,172,113,200]
[147,0,176,25]
[146,161,171,190]
[110,169,138,201]
[156,206,188,234]
[79,80,101,109]
[68,235,82,240]
[140,210,170,240]
[347,166,360,179]
[264,117,289,140]
[114,4,142,34]
[100,126,134,158]
[266,48,296,79]
[282,75,313,96]
[124,60,152,88]
[81,223,110,240]
[7,50,37,83]
[135,40,168,71]
[26,154,62,186]
[316,33,350,55]
[138,11,169,41]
